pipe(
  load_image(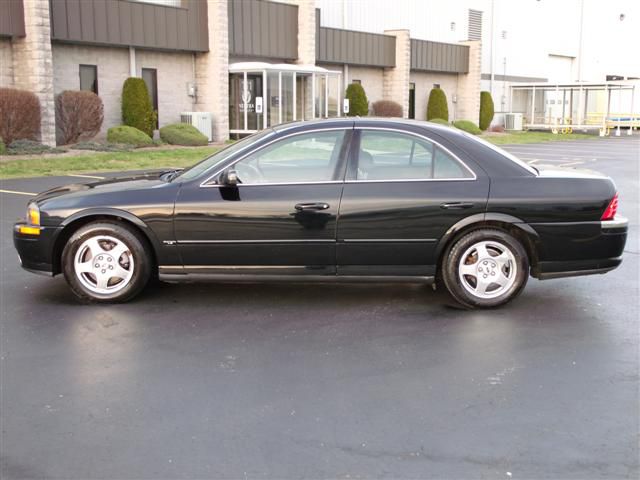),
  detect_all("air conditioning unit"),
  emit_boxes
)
[505,113,523,131]
[180,112,213,142]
